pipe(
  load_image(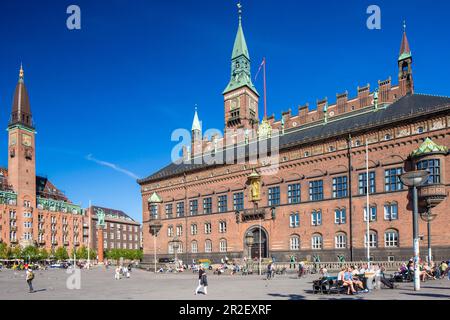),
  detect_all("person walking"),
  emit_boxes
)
[195,265,208,295]
[26,267,34,293]
[115,266,121,280]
